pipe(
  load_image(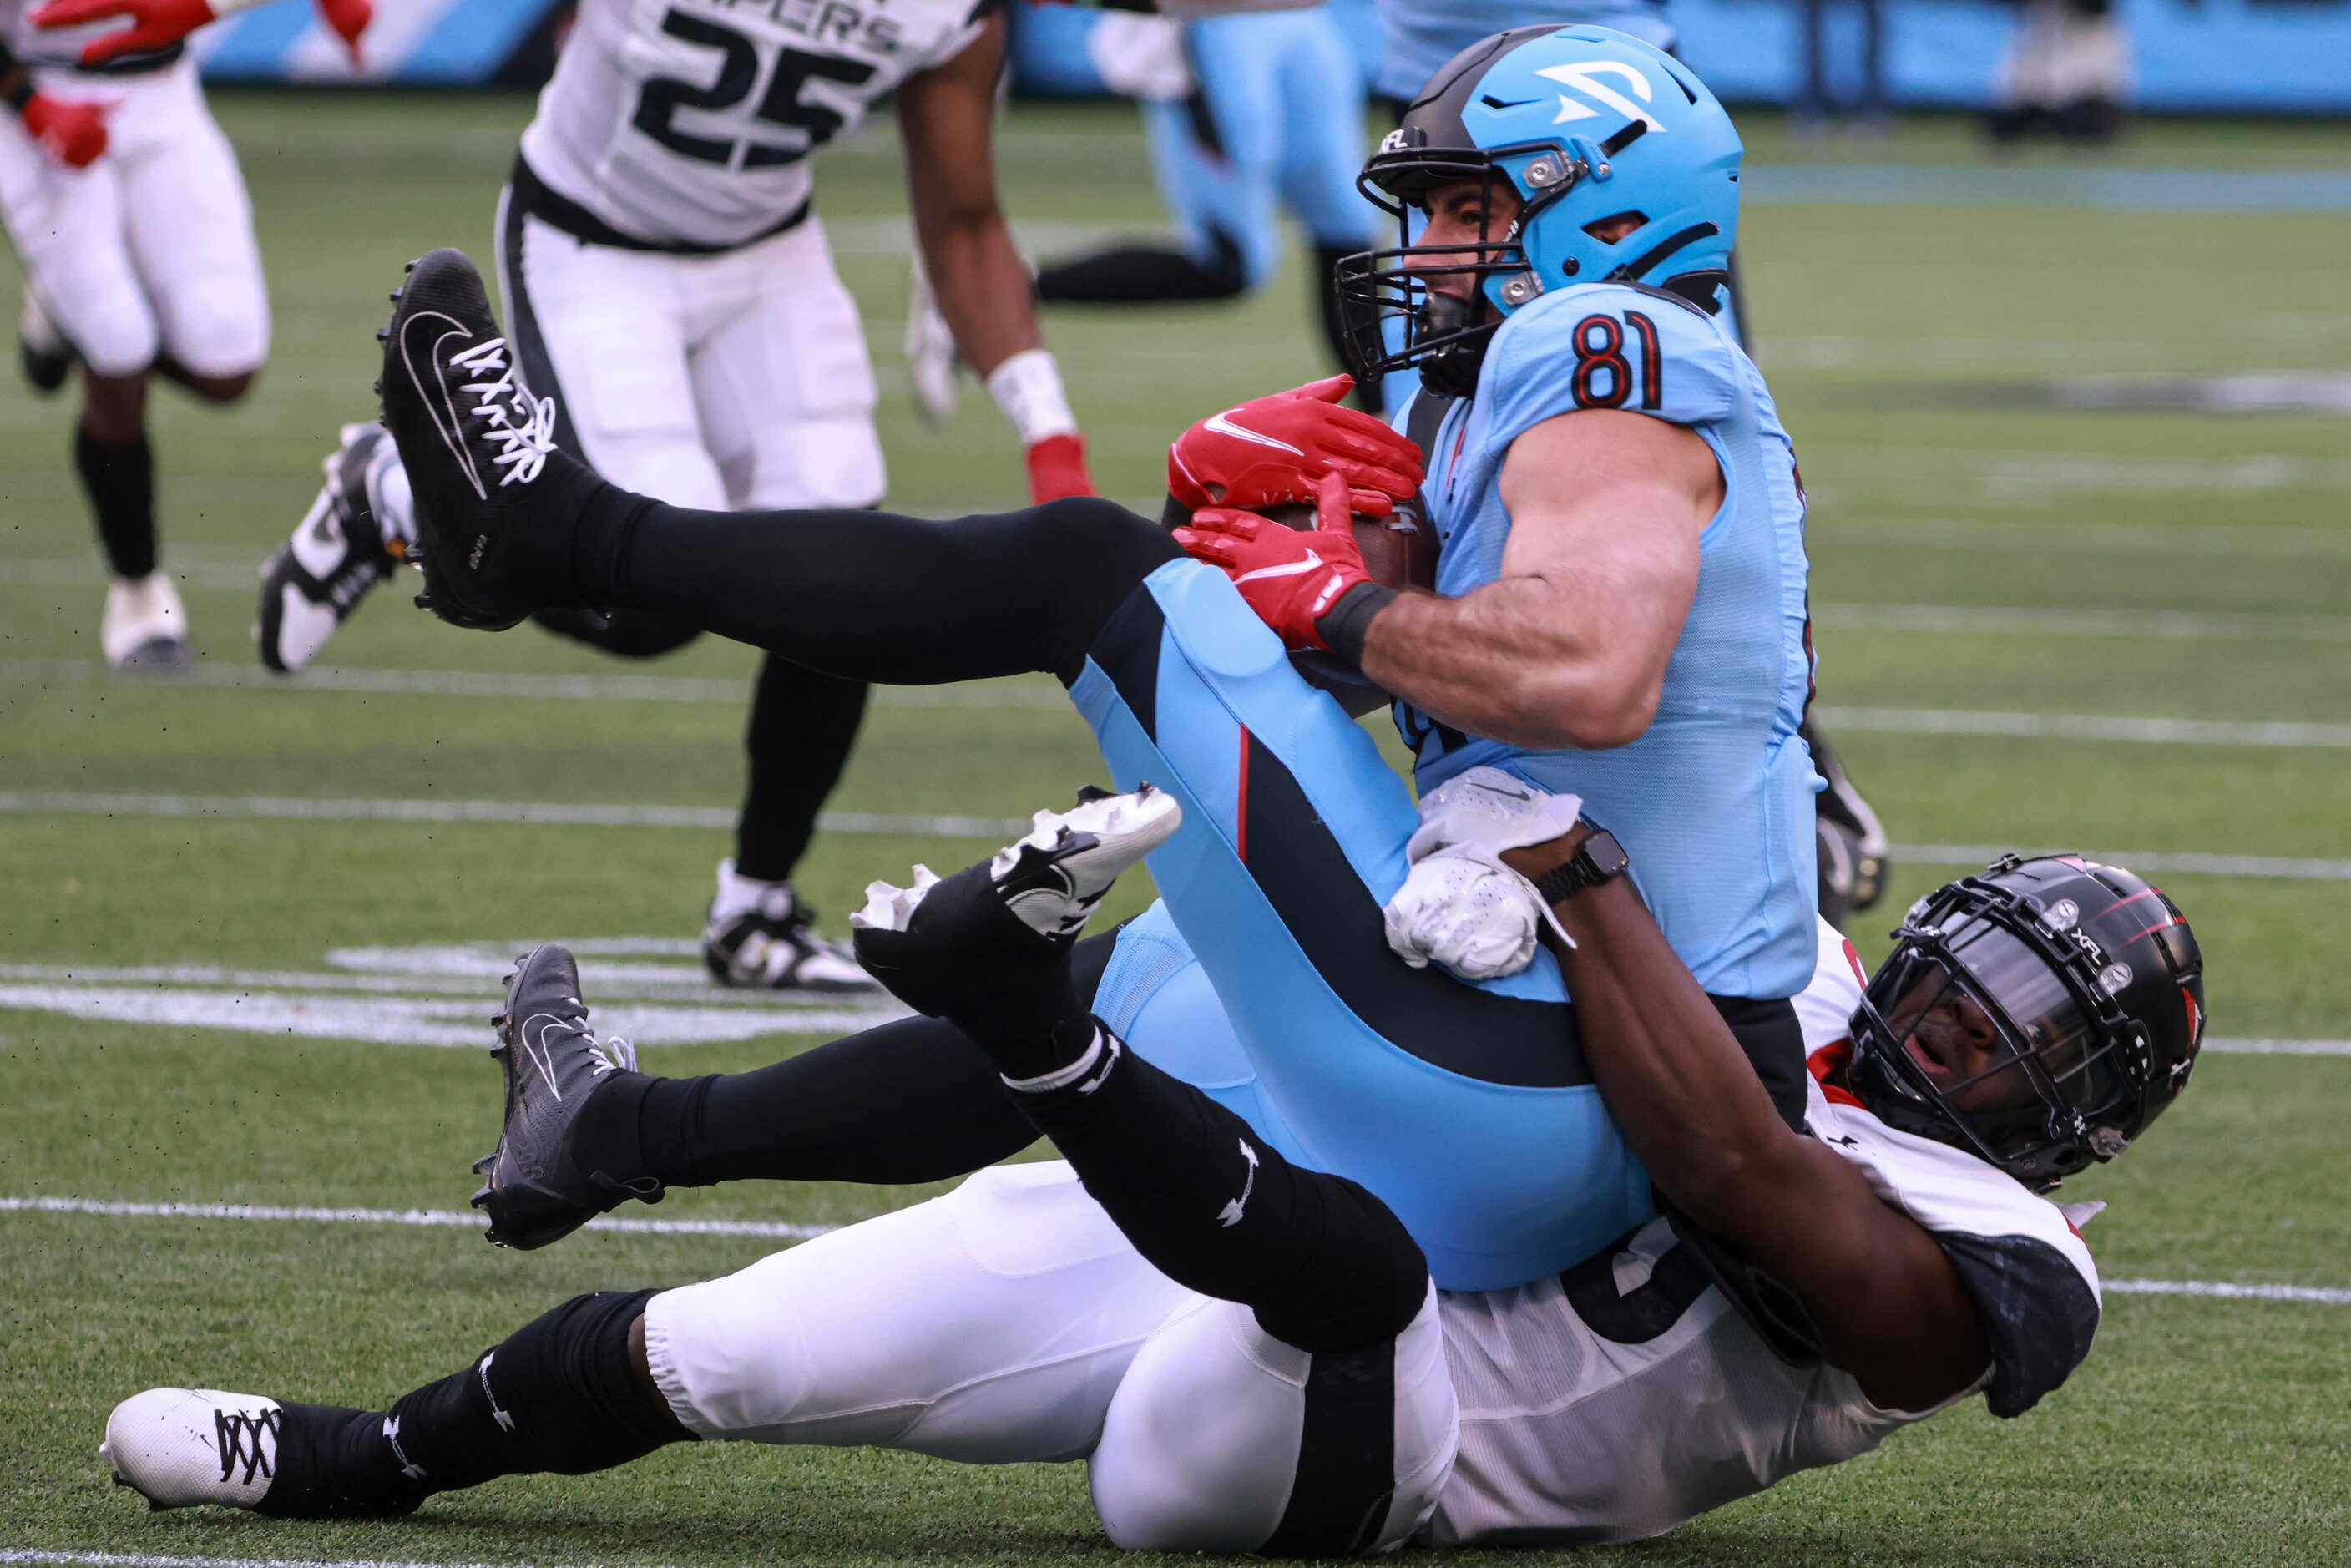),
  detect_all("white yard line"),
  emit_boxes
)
[0,1551,675,1568]
[8,793,2351,879]
[6,1196,2342,1308]
[1893,842,2351,882]
[2202,1038,2351,1055]
[0,658,1067,710]
[1814,604,2351,644]
[1814,706,2351,750]
[0,1196,835,1241]
[0,792,1029,839]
